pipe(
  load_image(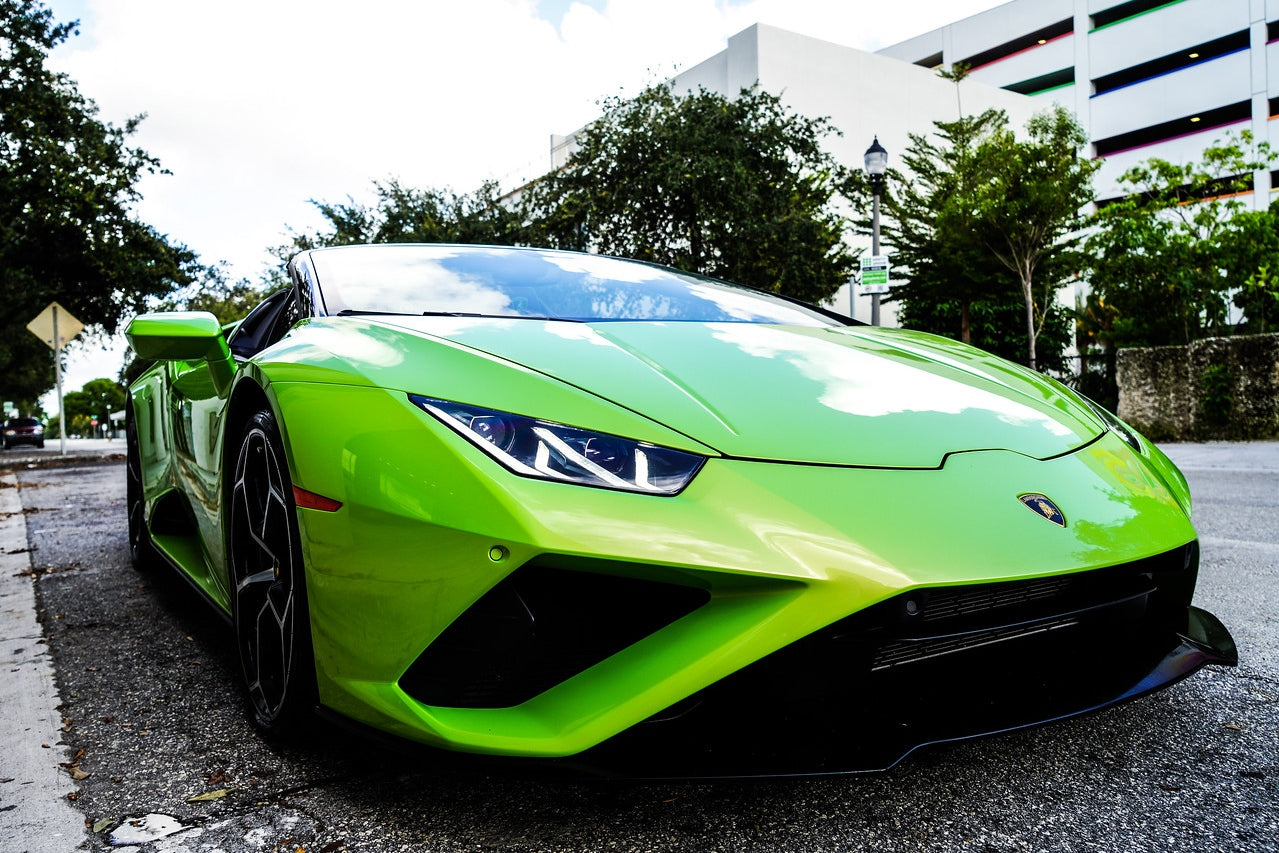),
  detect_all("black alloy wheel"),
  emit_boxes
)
[125,405,157,570]
[229,410,316,734]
